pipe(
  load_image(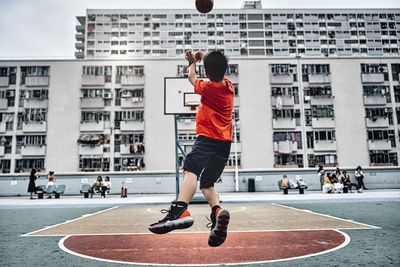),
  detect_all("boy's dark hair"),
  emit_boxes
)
[203,50,228,82]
